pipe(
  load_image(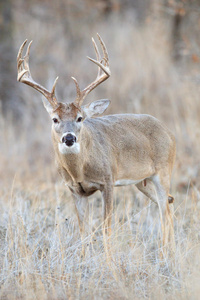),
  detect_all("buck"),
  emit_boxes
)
[17,34,176,243]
